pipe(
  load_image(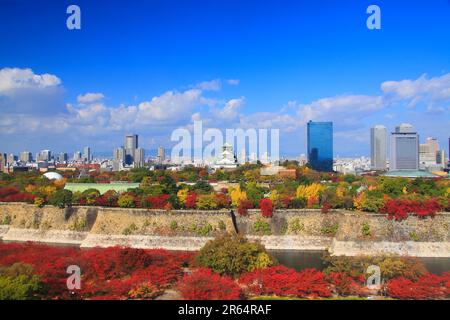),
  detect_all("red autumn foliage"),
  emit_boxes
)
[215,193,231,208]
[259,198,274,218]
[178,268,242,300]
[142,194,170,209]
[380,199,442,221]
[387,273,449,299]
[0,243,194,300]
[185,192,197,209]
[239,266,332,298]
[280,196,293,209]
[237,199,253,216]
[327,272,369,297]
[94,190,119,207]
[321,202,332,214]
[0,186,35,203]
